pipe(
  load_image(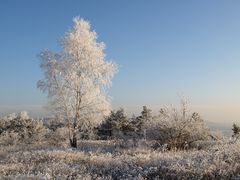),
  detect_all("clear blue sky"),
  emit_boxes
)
[1,0,240,126]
